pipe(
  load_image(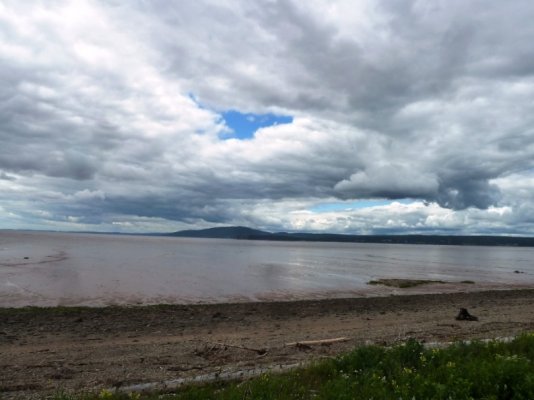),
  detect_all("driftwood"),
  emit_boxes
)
[207,342,267,355]
[286,337,349,348]
[455,308,478,321]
